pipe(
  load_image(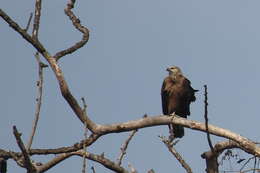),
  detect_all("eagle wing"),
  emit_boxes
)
[161,77,179,115]
[182,78,198,102]
[161,78,170,115]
